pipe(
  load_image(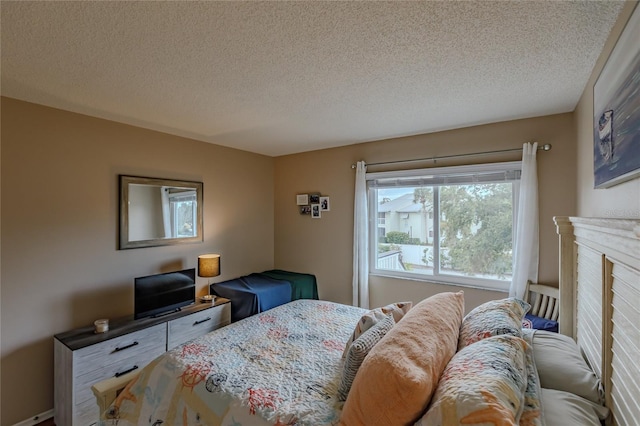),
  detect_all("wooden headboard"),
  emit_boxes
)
[555,216,640,426]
